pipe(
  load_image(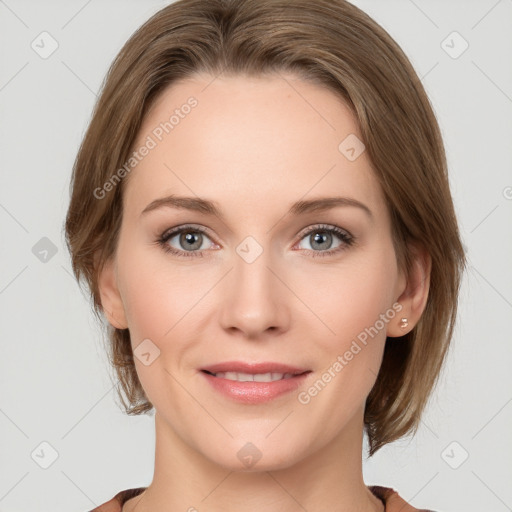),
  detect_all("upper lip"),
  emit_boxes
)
[201,361,310,375]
